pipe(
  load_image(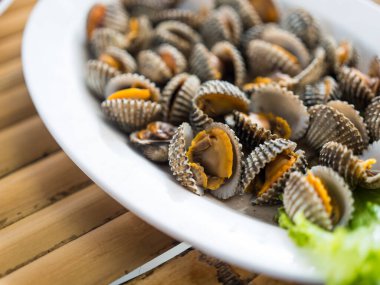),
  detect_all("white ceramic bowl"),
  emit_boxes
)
[0,0,13,15]
[22,0,380,283]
